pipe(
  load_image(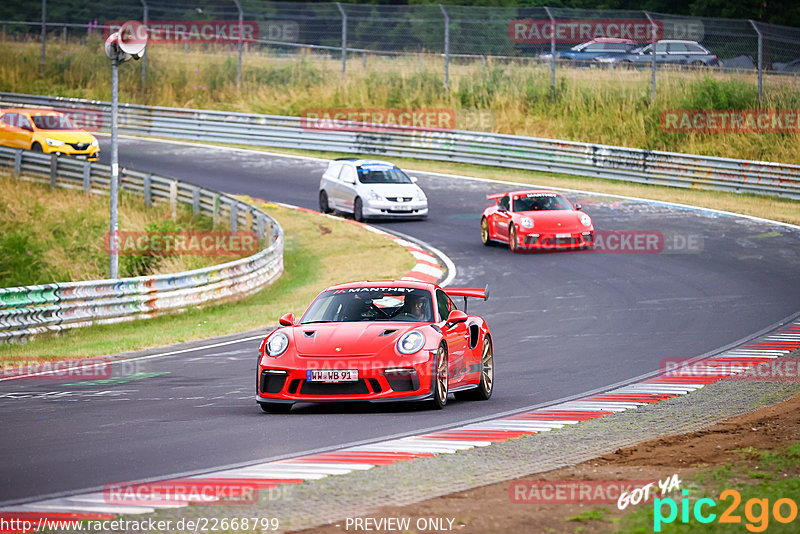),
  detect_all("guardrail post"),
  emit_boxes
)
[257,214,265,241]
[245,208,252,233]
[143,173,152,206]
[749,20,763,105]
[229,201,238,232]
[439,4,450,90]
[192,186,200,214]
[169,180,178,219]
[83,162,91,194]
[213,194,220,227]
[336,2,347,78]
[13,150,22,178]
[644,11,657,101]
[544,7,556,97]
[49,154,57,188]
